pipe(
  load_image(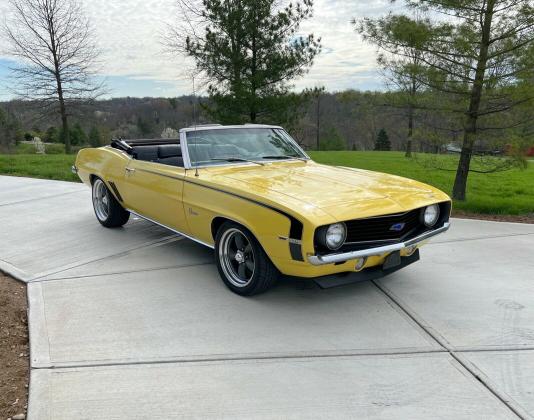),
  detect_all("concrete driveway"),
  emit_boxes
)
[1,175,533,419]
